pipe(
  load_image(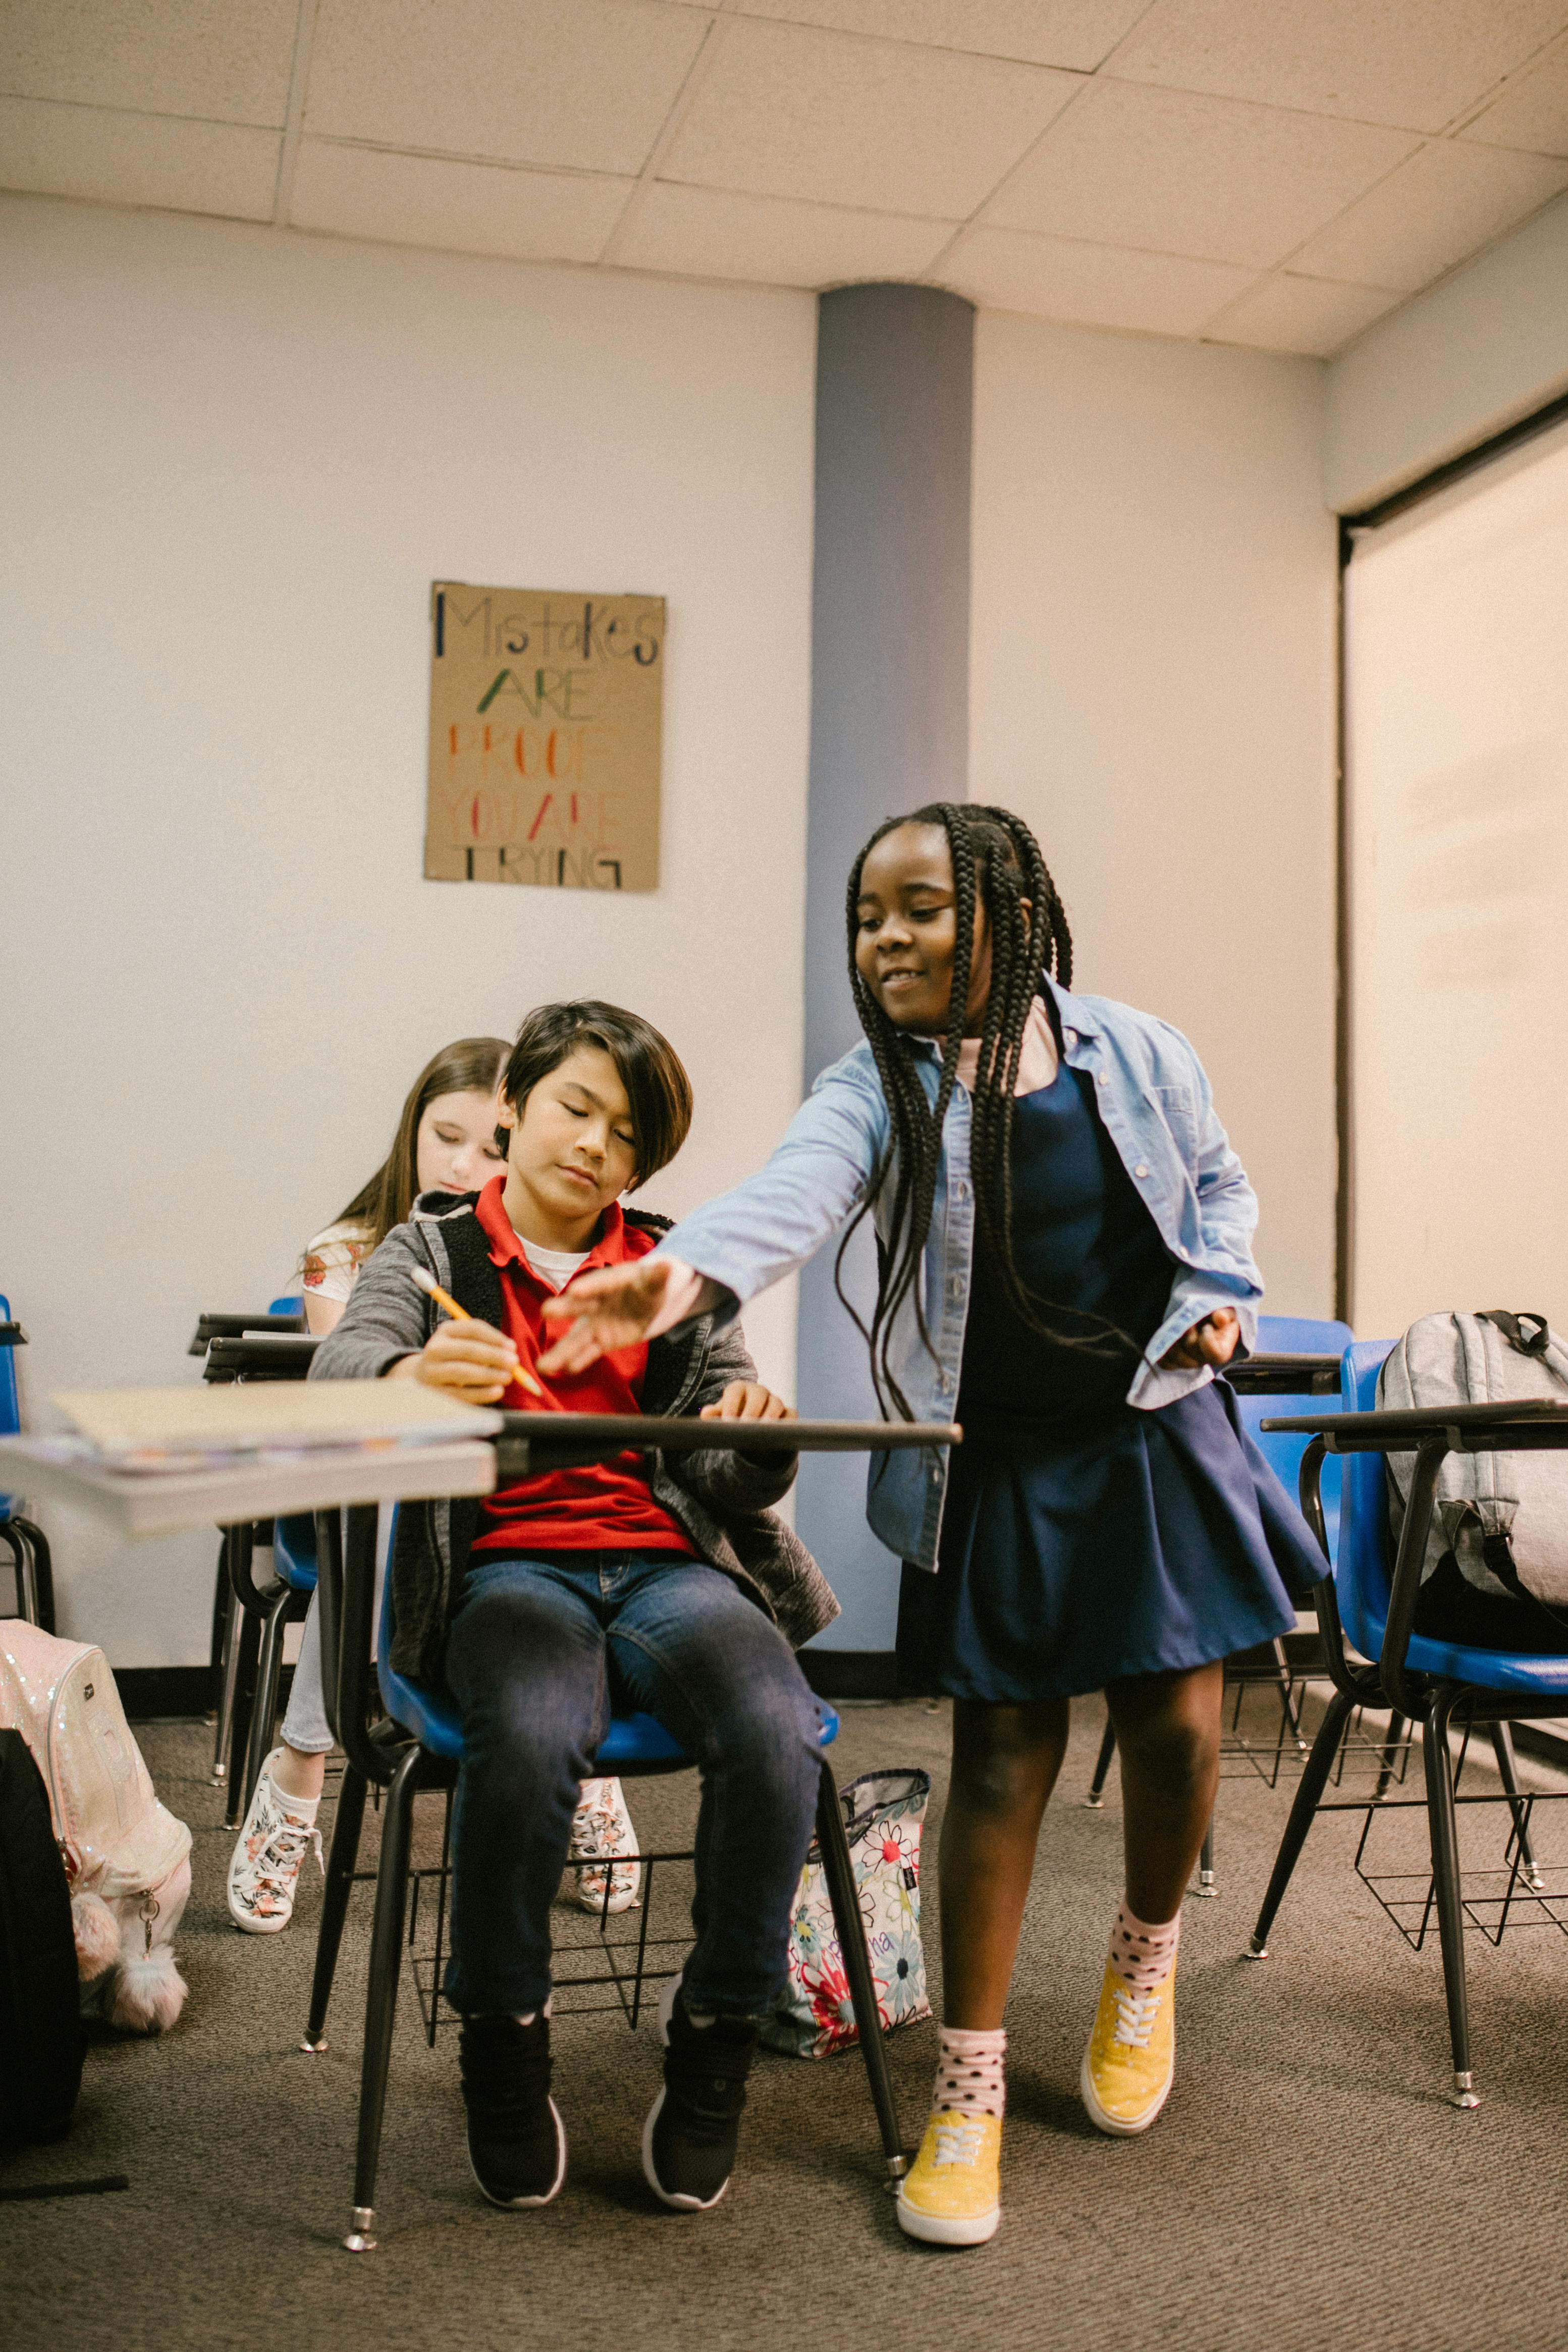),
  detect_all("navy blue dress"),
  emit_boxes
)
[896,1040,1319,1705]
